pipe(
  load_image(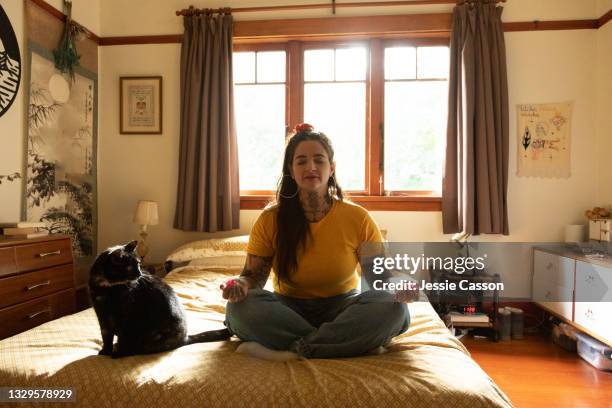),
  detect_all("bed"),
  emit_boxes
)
[0,236,512,407]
